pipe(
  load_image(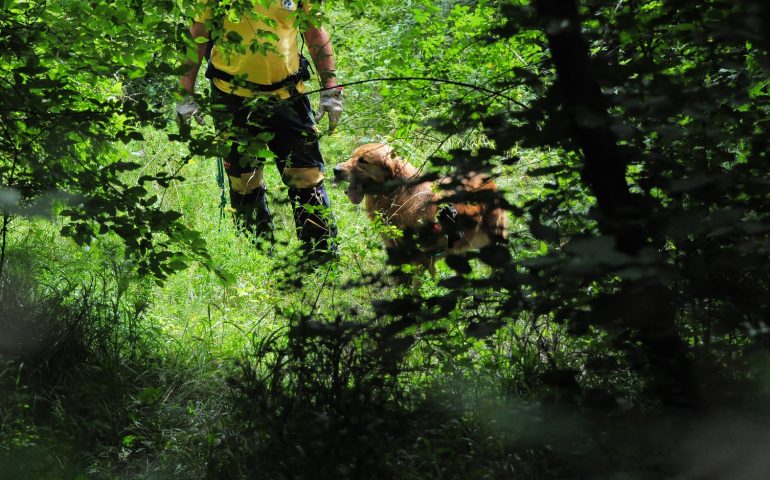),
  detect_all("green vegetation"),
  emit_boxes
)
[2,0,770,479]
